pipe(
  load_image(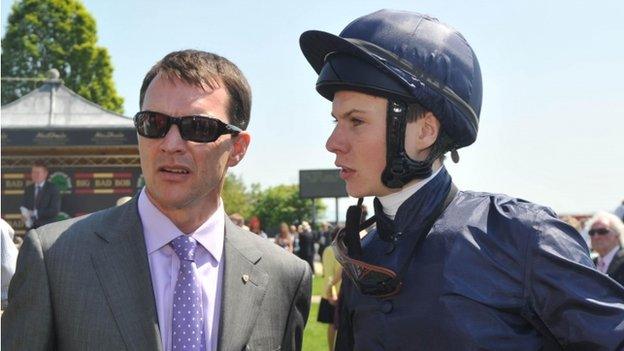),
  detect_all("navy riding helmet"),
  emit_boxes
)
[300,10,483,187]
